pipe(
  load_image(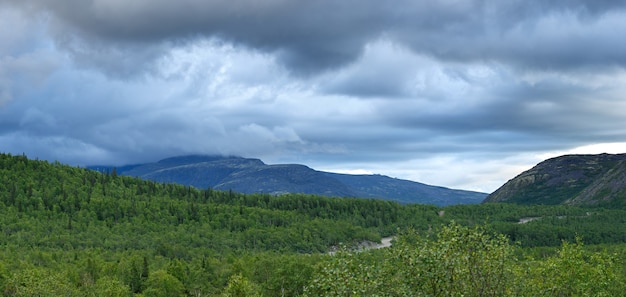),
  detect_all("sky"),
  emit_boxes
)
[2,0,626,193]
